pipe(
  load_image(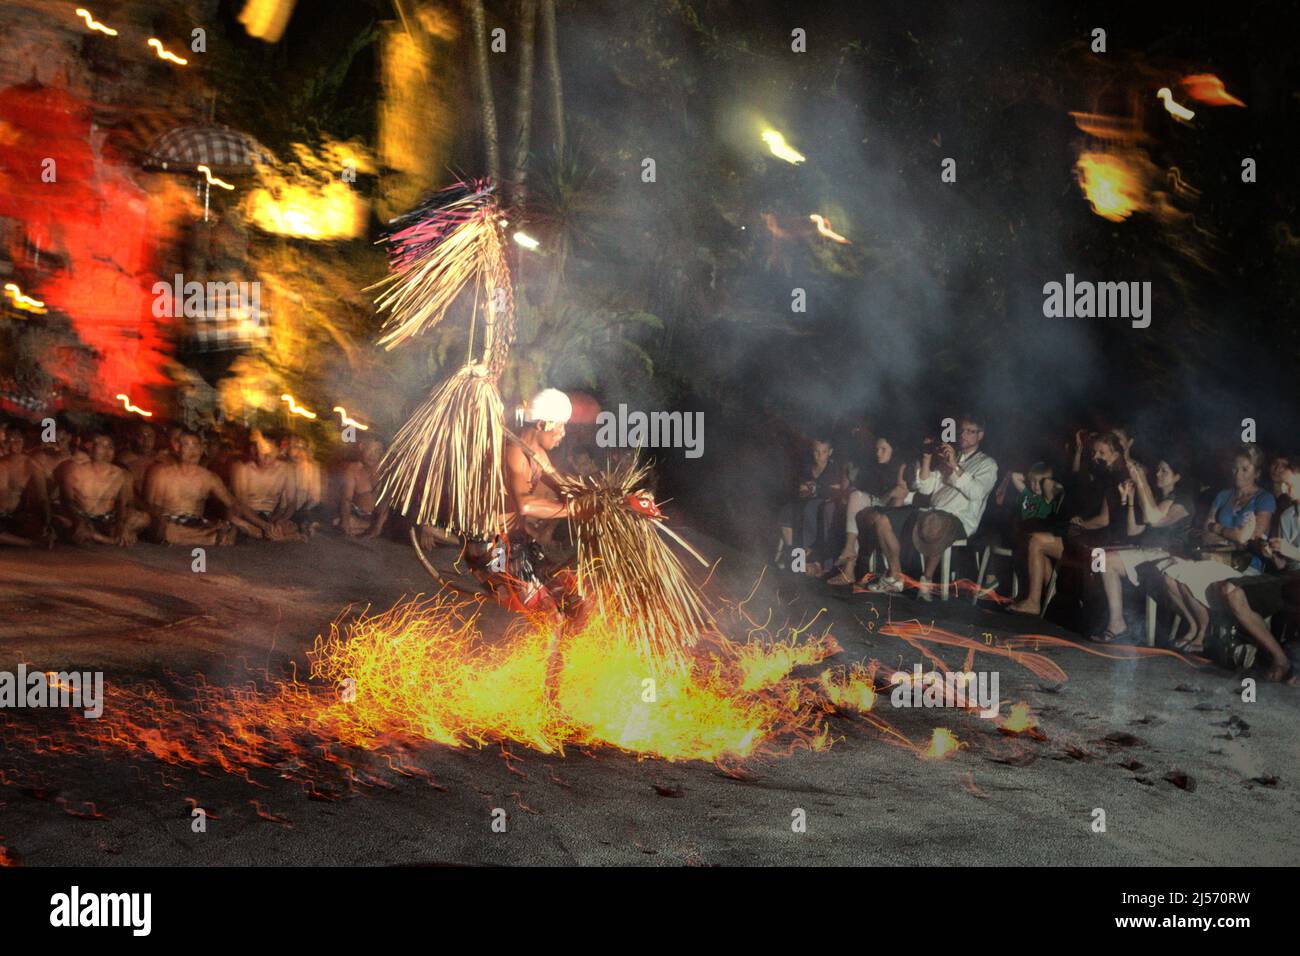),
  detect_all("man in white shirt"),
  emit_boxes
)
[864,414,998,594]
